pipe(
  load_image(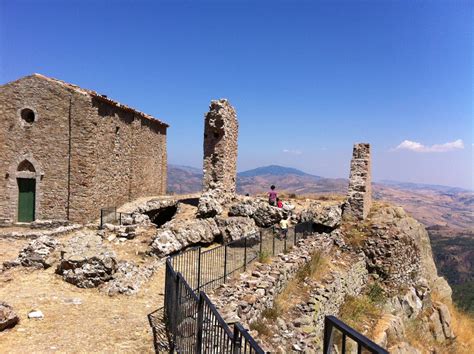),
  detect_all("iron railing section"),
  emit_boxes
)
[99,207,133,228]
[165,259,265,353]
[323,316,389,354]
[169,222,314,294]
